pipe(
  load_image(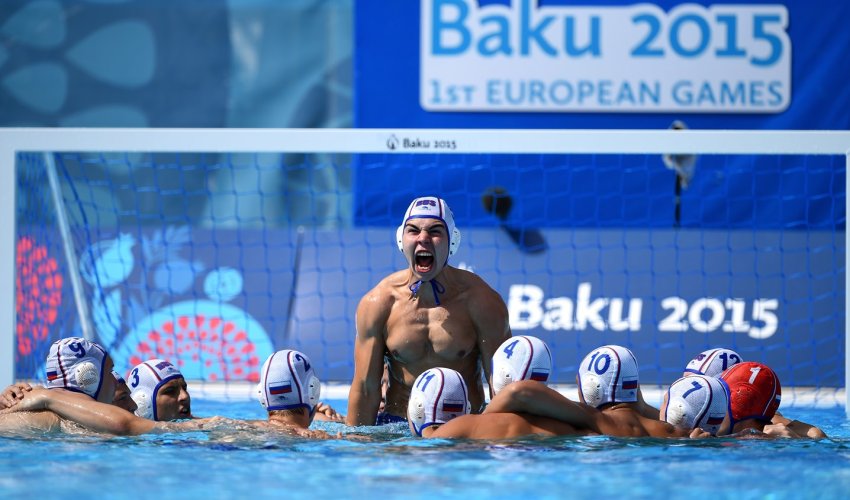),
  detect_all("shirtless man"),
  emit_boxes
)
[407,364,690,440]
[569,344,691,438]
[127,358,194,421]
[684,348,826,439]
[0,370,137,413]
[347,196,511,425]
[407,367,597,439]
[2,349,330,438]
[0,337,133,435]
[248,349,331,438]
[0,385,210,436]
[660,374,729,436]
